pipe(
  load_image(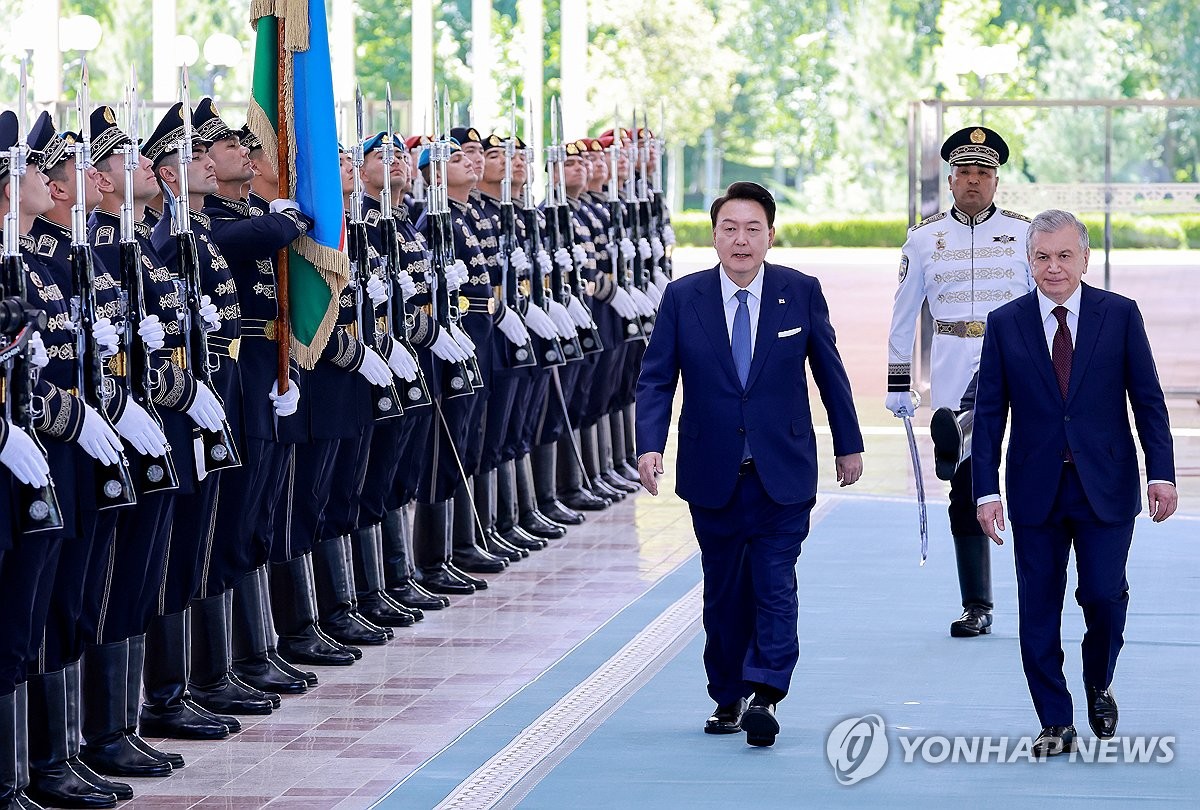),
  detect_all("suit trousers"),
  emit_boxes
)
[1012,463,1133,727]
[689,465,813,706]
